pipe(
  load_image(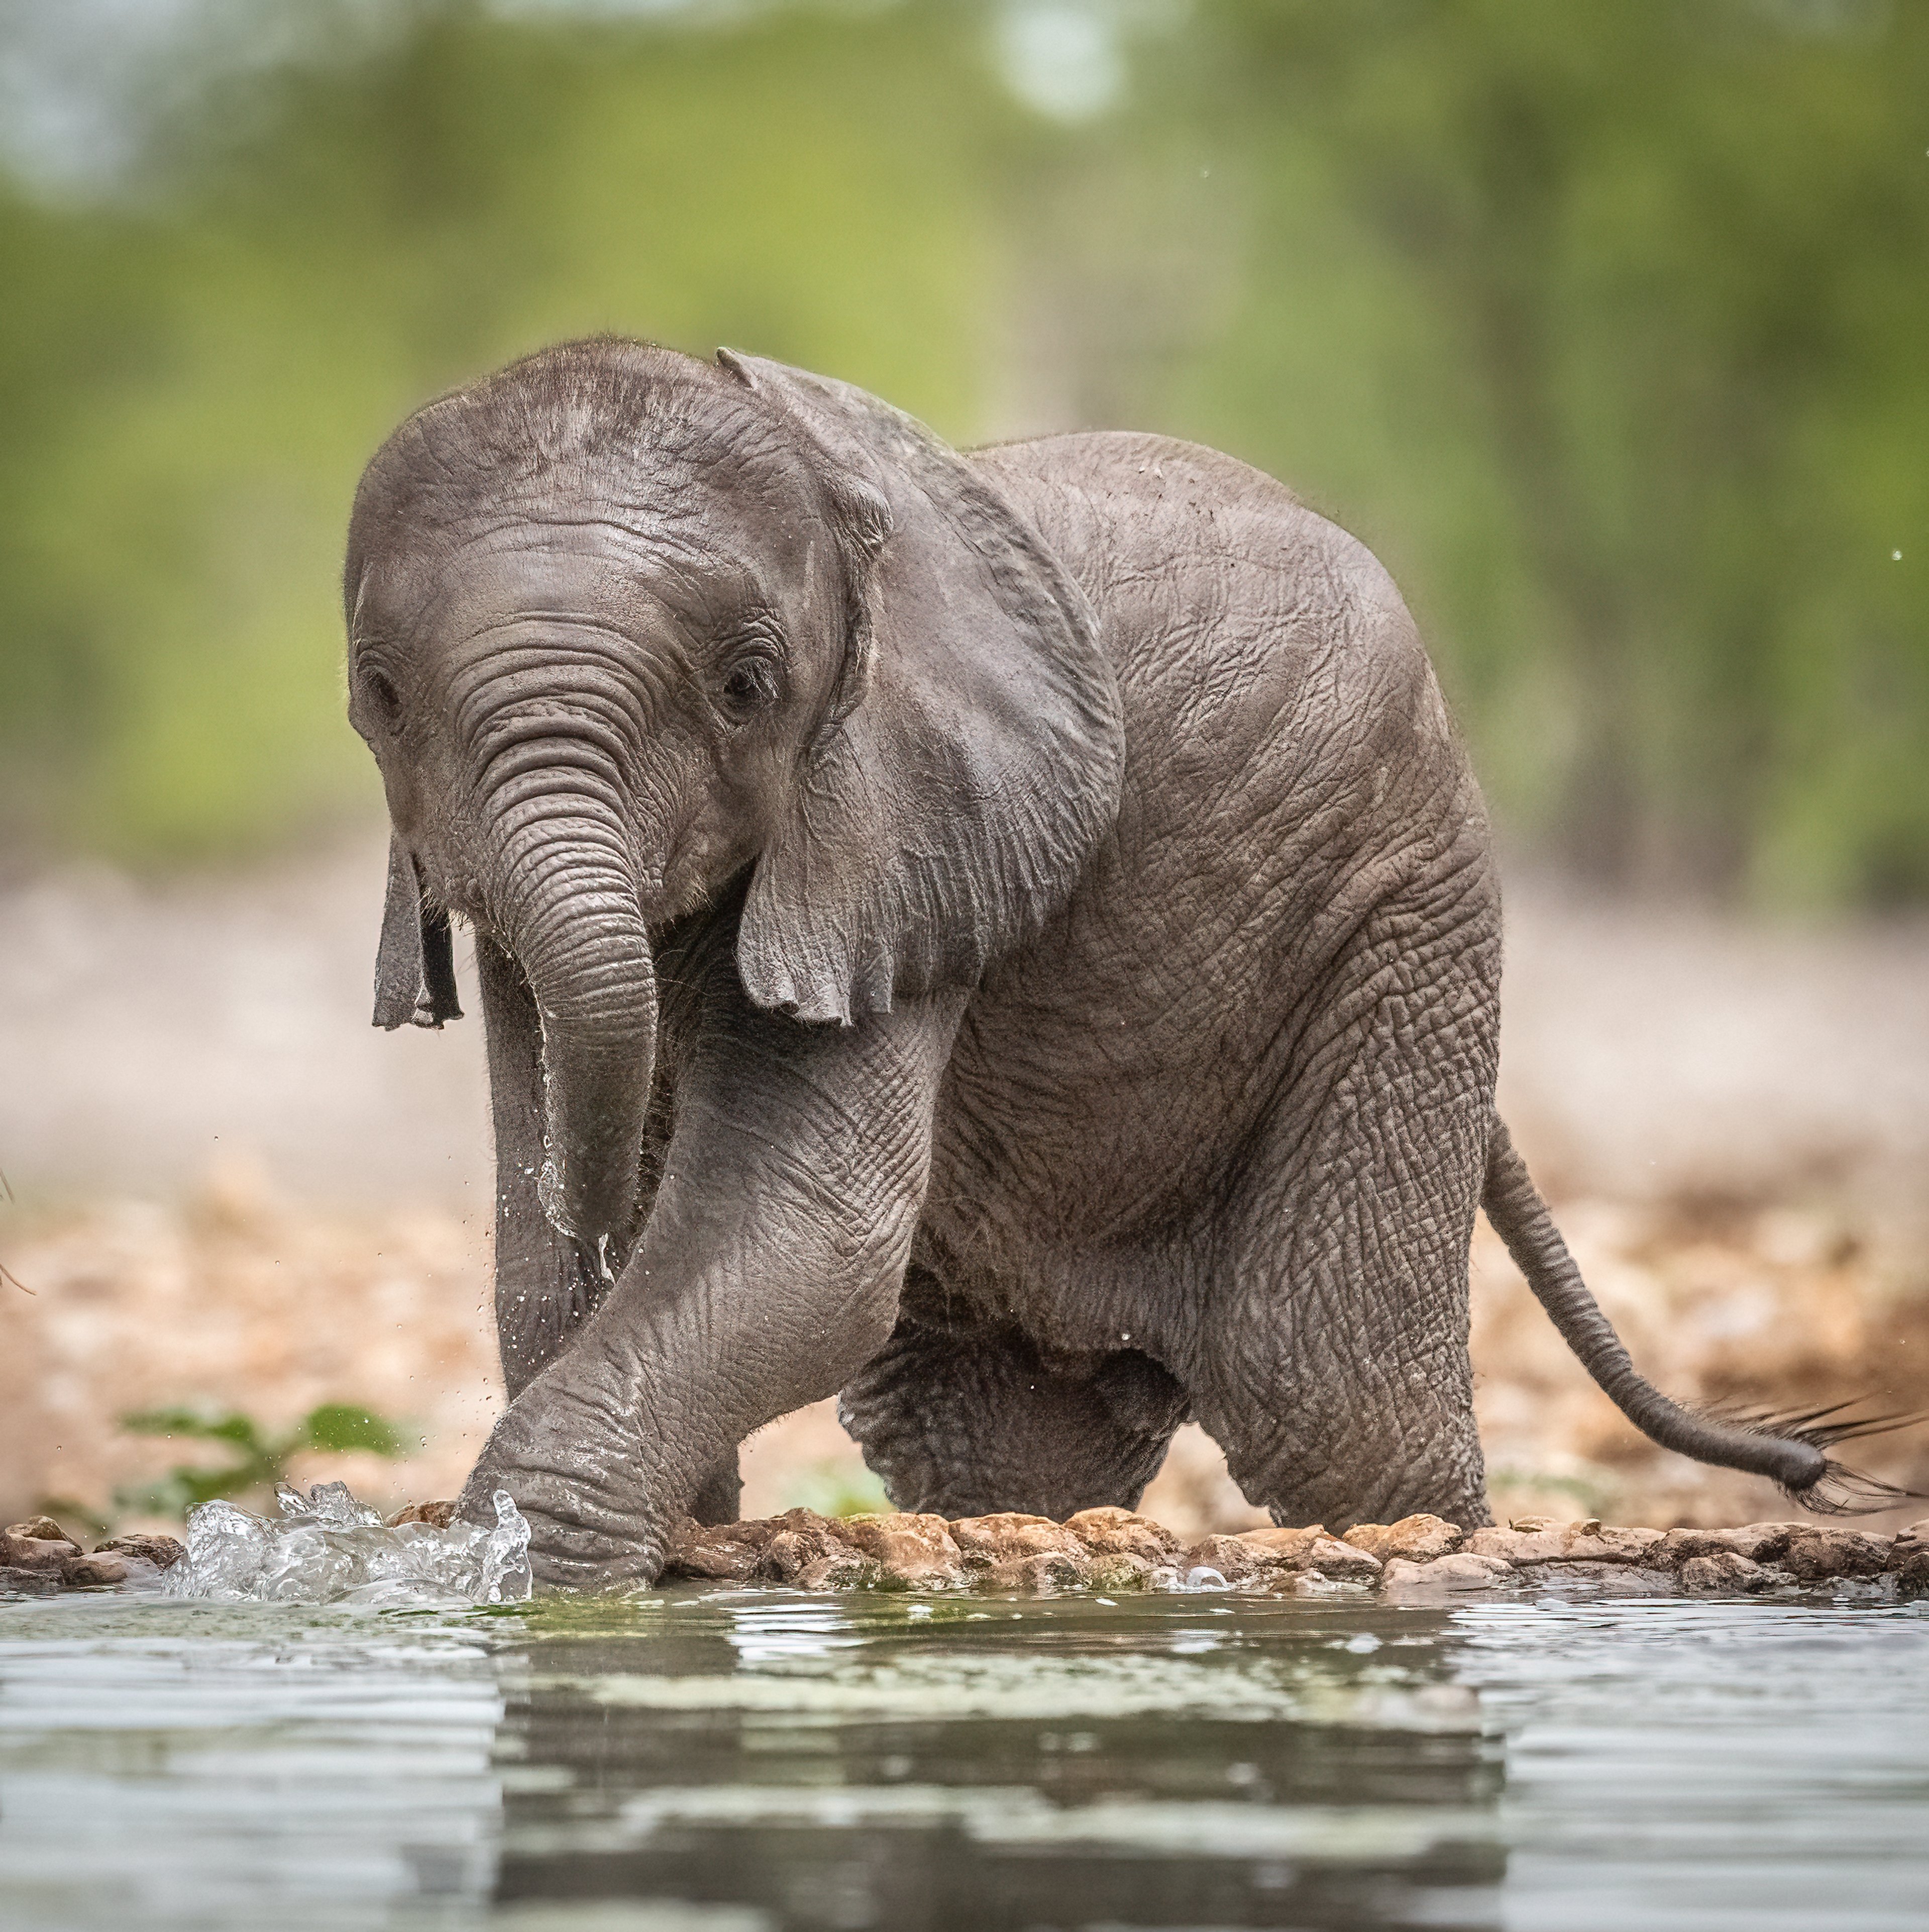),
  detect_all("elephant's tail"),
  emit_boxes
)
[1481,1115,1919,1515]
